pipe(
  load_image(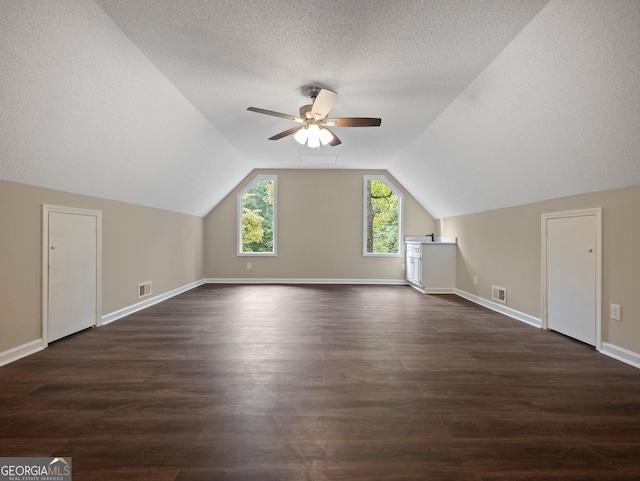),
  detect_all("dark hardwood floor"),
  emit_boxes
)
[2,284,640,480]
